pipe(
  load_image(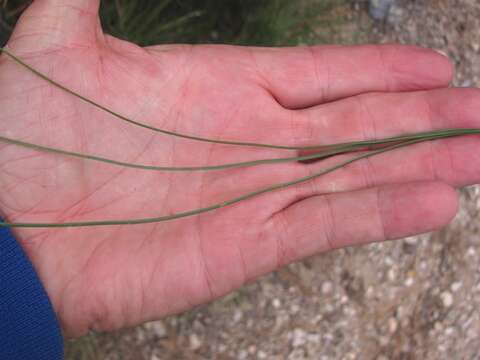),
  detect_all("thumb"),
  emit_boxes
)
[7,0,102,53]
